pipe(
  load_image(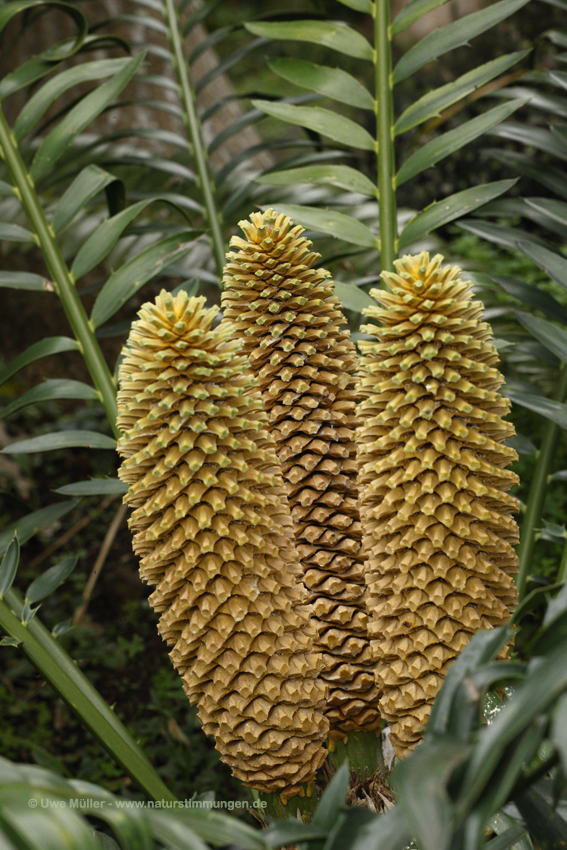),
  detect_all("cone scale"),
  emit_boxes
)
[221,209,381,737]
[356,252,520,757]
[116,291,329,798]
